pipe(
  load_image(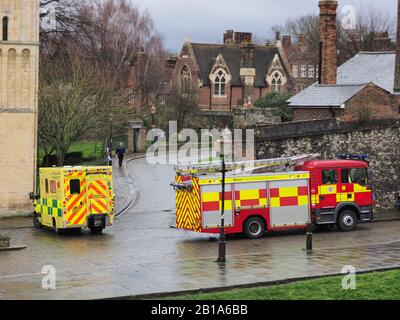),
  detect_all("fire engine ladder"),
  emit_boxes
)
[176,154,320,176]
